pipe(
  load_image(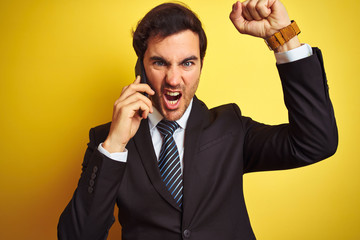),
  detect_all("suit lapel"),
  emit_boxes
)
[182,97,210,226]
[133,119,182,212]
